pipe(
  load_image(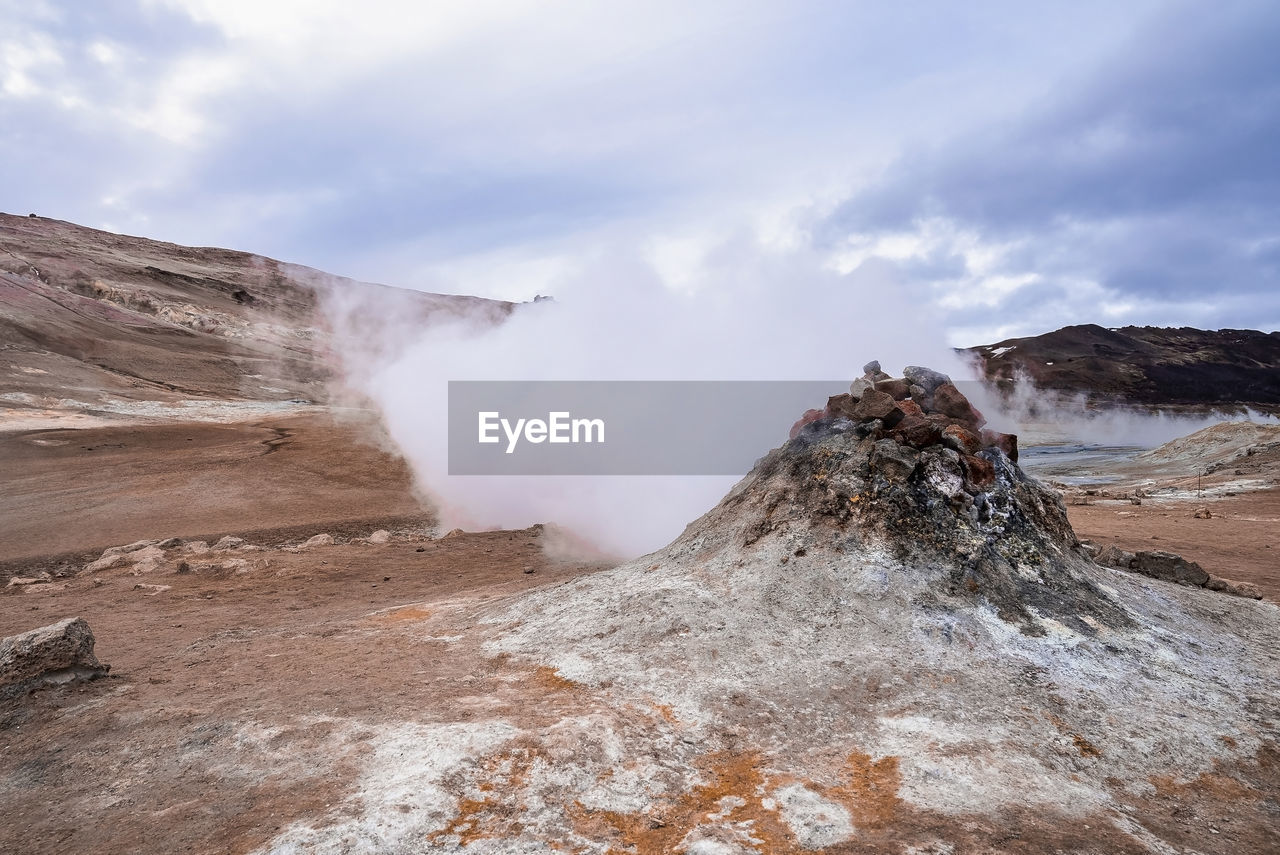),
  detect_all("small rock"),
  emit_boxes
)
[851,389,902,426]
[873,378,911,400]
[85,553,128,573]
[368,530,391,544]
[133,583,171,594]
[1078,540,1102,558]
[302,533,335,548]
[941,424,982,456]
[848,377,872,398]
[213,536,245,550]
[895,399,924,418]
[523,567,536,574]
[175,561,191,574]
[862,360,882,376]
[824,394,857,420]
[184,541,211,555]
[157,537,183,549]
[893,415,942,449]
[1194,507,1212,519]
[903,366,951,396]
[6,577,49,588]
[789,408,826,440]
[979,429,1019,462]
[0,617,109,688]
